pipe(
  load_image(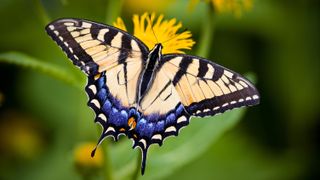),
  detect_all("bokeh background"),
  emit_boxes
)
[0,0,319,180]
